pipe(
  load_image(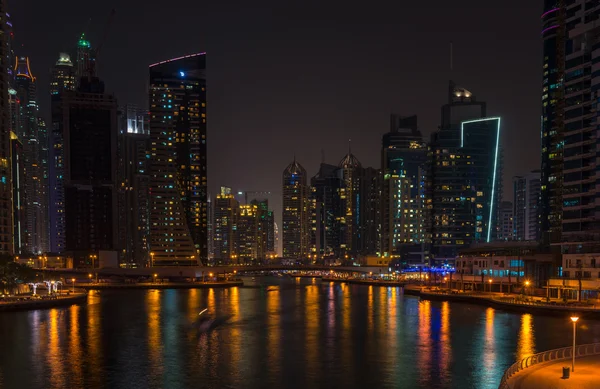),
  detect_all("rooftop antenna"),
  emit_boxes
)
[321,149,325,164]
[348,138,352,154]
